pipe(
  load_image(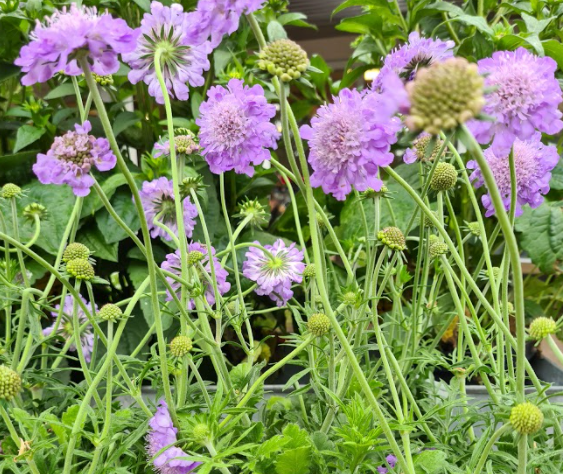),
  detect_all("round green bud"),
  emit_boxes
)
[529,317,557,341]
[411,135,444,162]
[170,335,193,357]
[491,267,501,279]
[303,264,316,279]
[377,227,406,251]
[23,203,47,221]
[188,251,205,266]
[510,402,543,435]
[258,39,309,82]
[175,133,200,155]
[99,303,123,322]
[192,422,210,441]
[467,222,481,237]
[66,258,95,281]
[1,183,22,199]
[307,313,331,337]
[423,211,440,228]
[342,291,358,306]
[62,243,91,263]
[429,241,449,258]
[428,234,440,244]
[363,185,388,199]
[92,73,114,86]
[405,57,485,134]
[0,365,22,401]
[430,163,457,191]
